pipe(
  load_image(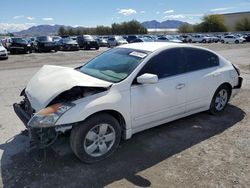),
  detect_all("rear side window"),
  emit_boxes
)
[184,48,219,72]
[138,48,186,79]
